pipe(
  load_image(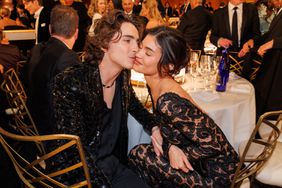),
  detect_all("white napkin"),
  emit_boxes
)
[230,84,251,94]
[194,91,220,102]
